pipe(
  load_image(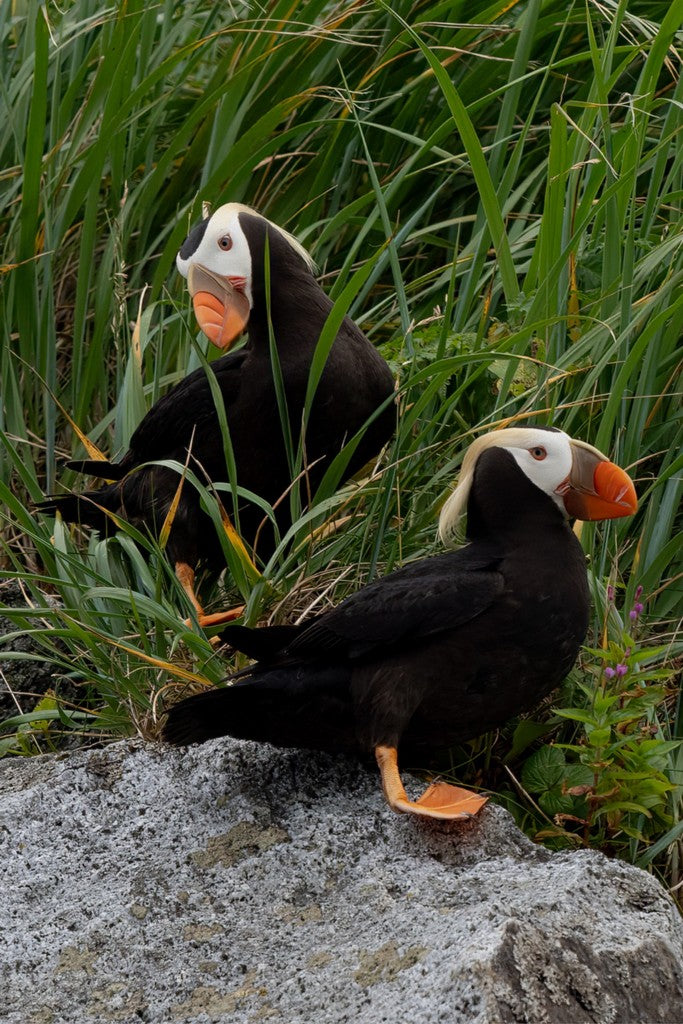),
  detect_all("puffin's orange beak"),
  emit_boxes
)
[560,442,637,521]
[187,264,250,350]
